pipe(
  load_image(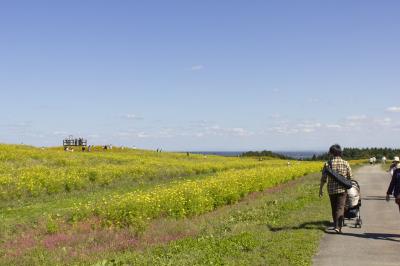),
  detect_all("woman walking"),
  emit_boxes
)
[319,144,352,233]
[386,166,400,212]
